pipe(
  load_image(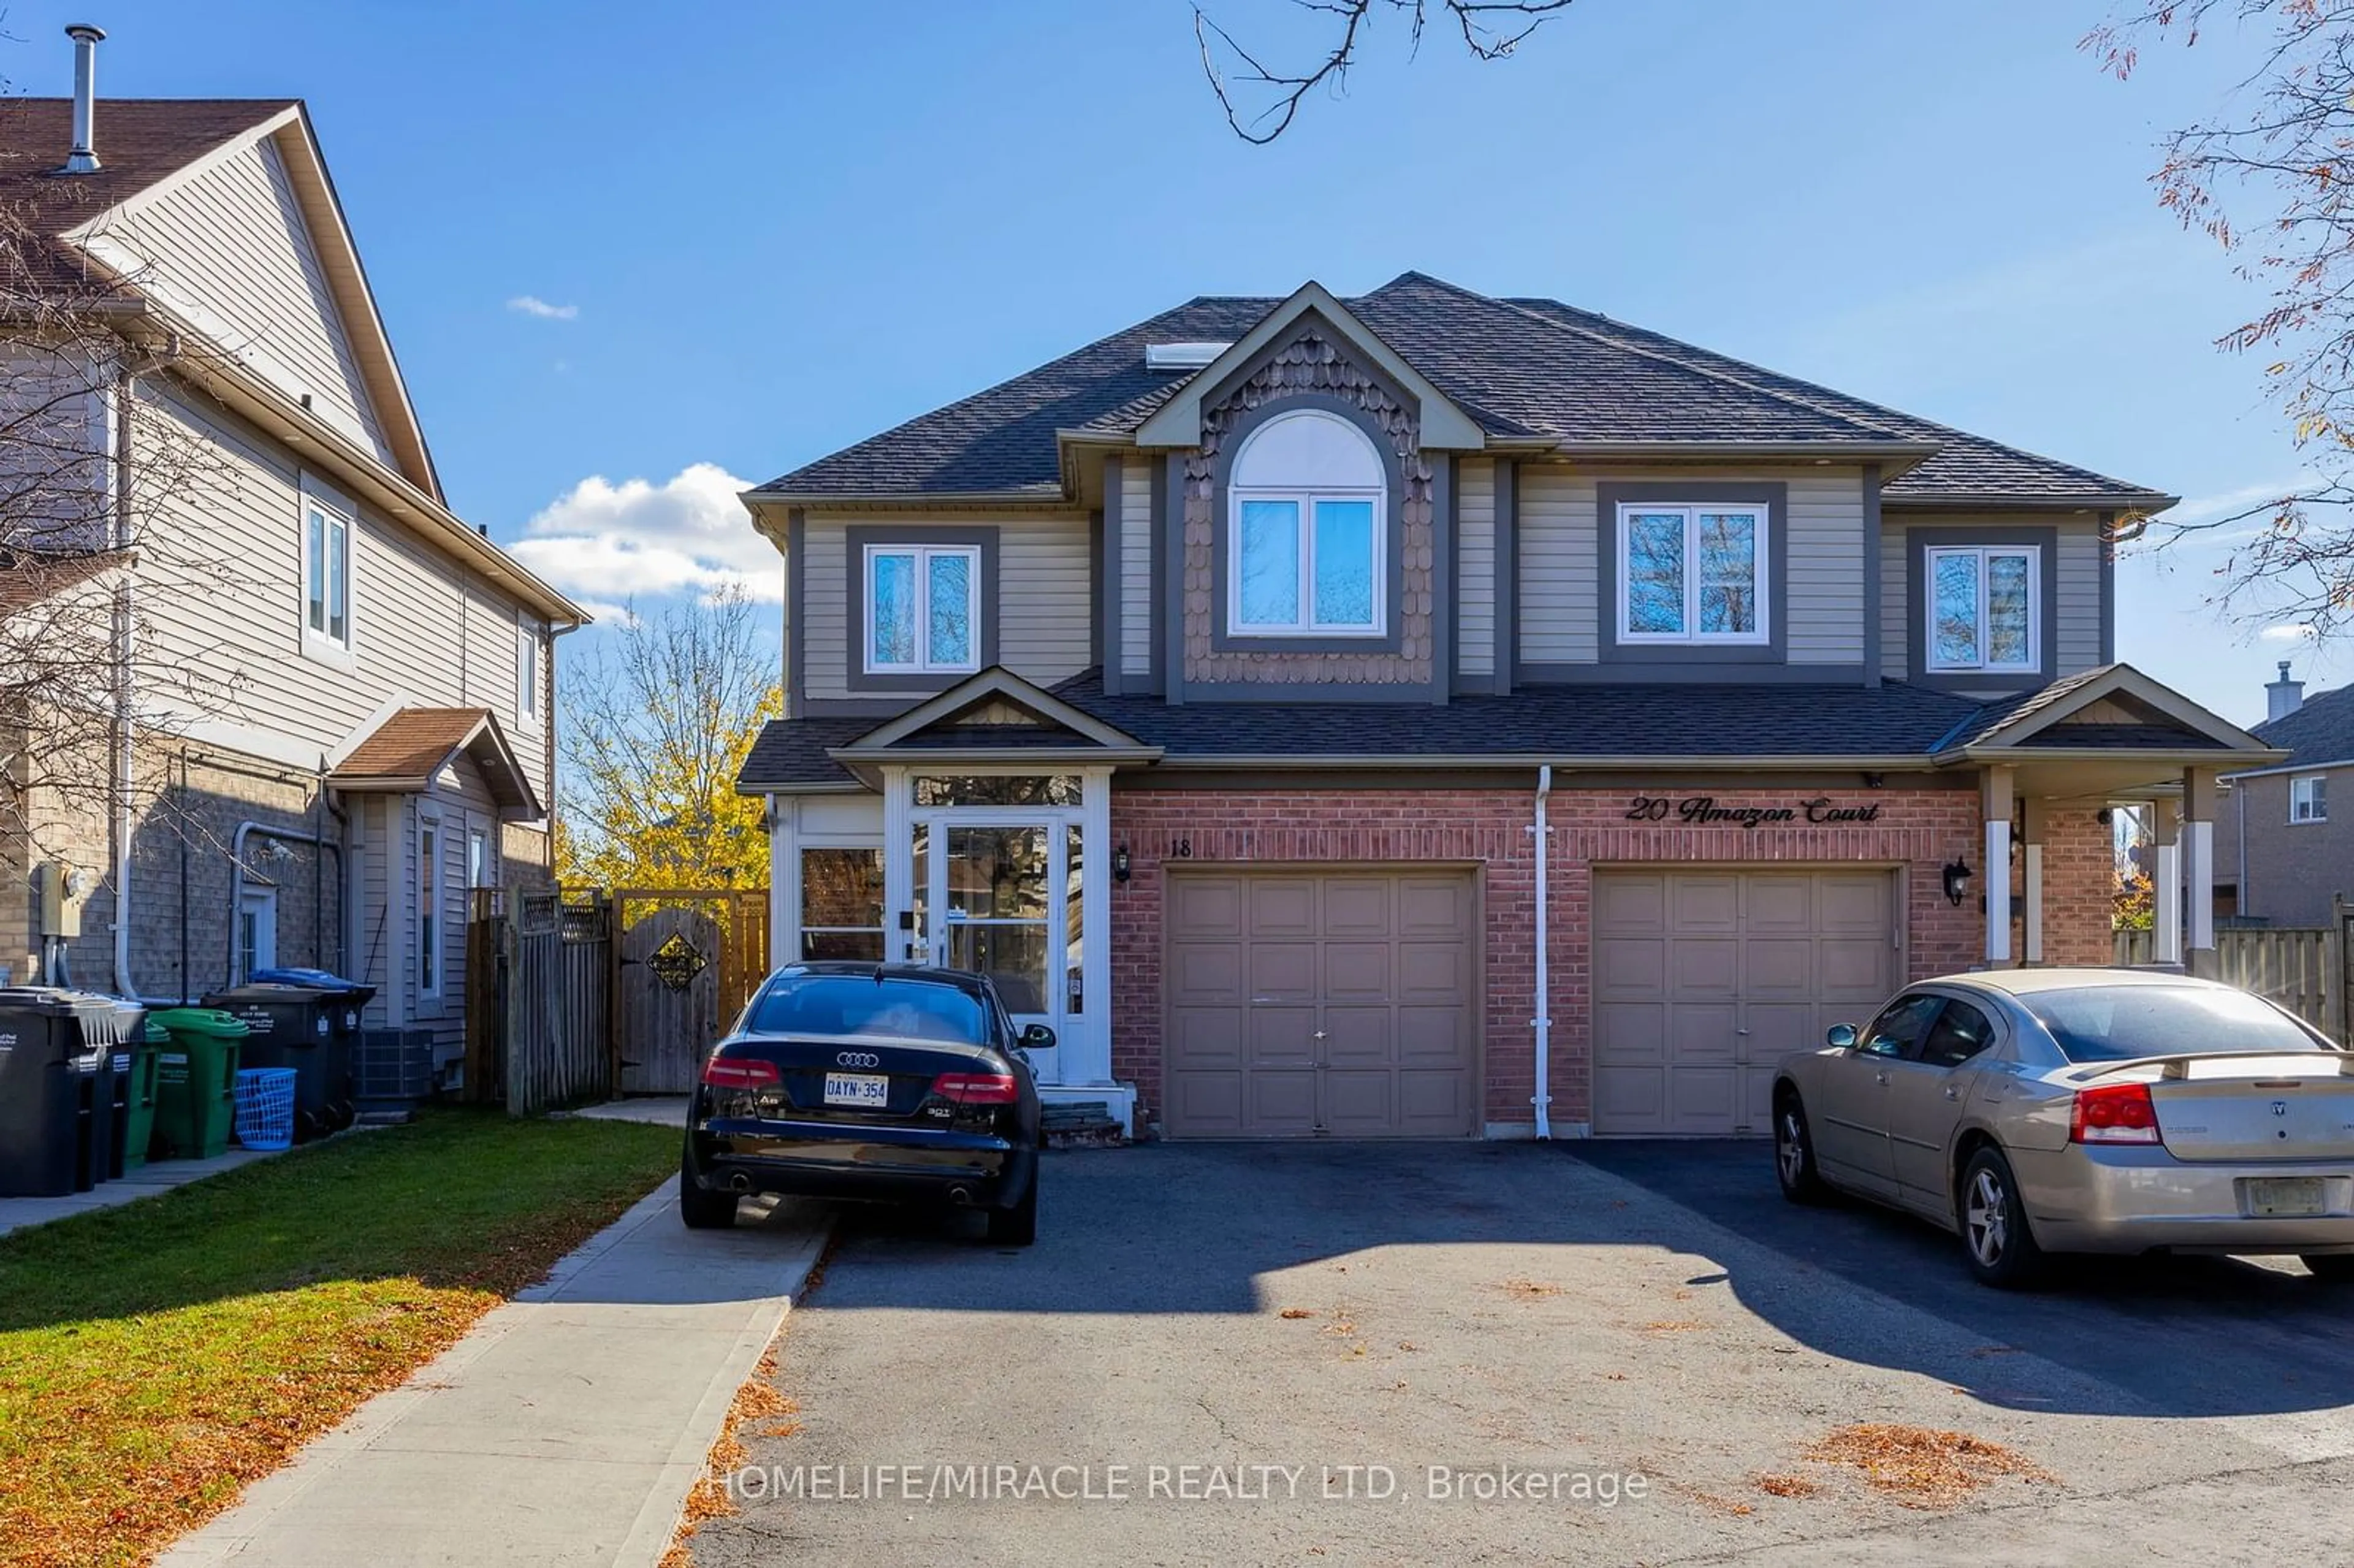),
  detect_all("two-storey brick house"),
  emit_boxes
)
[737,275,2274,1139]
[1,44,582,1086]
